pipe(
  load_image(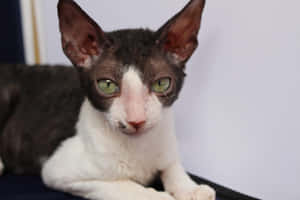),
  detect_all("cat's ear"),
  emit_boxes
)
[156,0,206,64]
[57,0,109,69]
